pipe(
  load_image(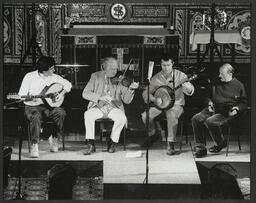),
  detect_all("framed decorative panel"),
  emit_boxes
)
[185,6,250,59]
[3,7,13,56]
[132,5,170,18]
